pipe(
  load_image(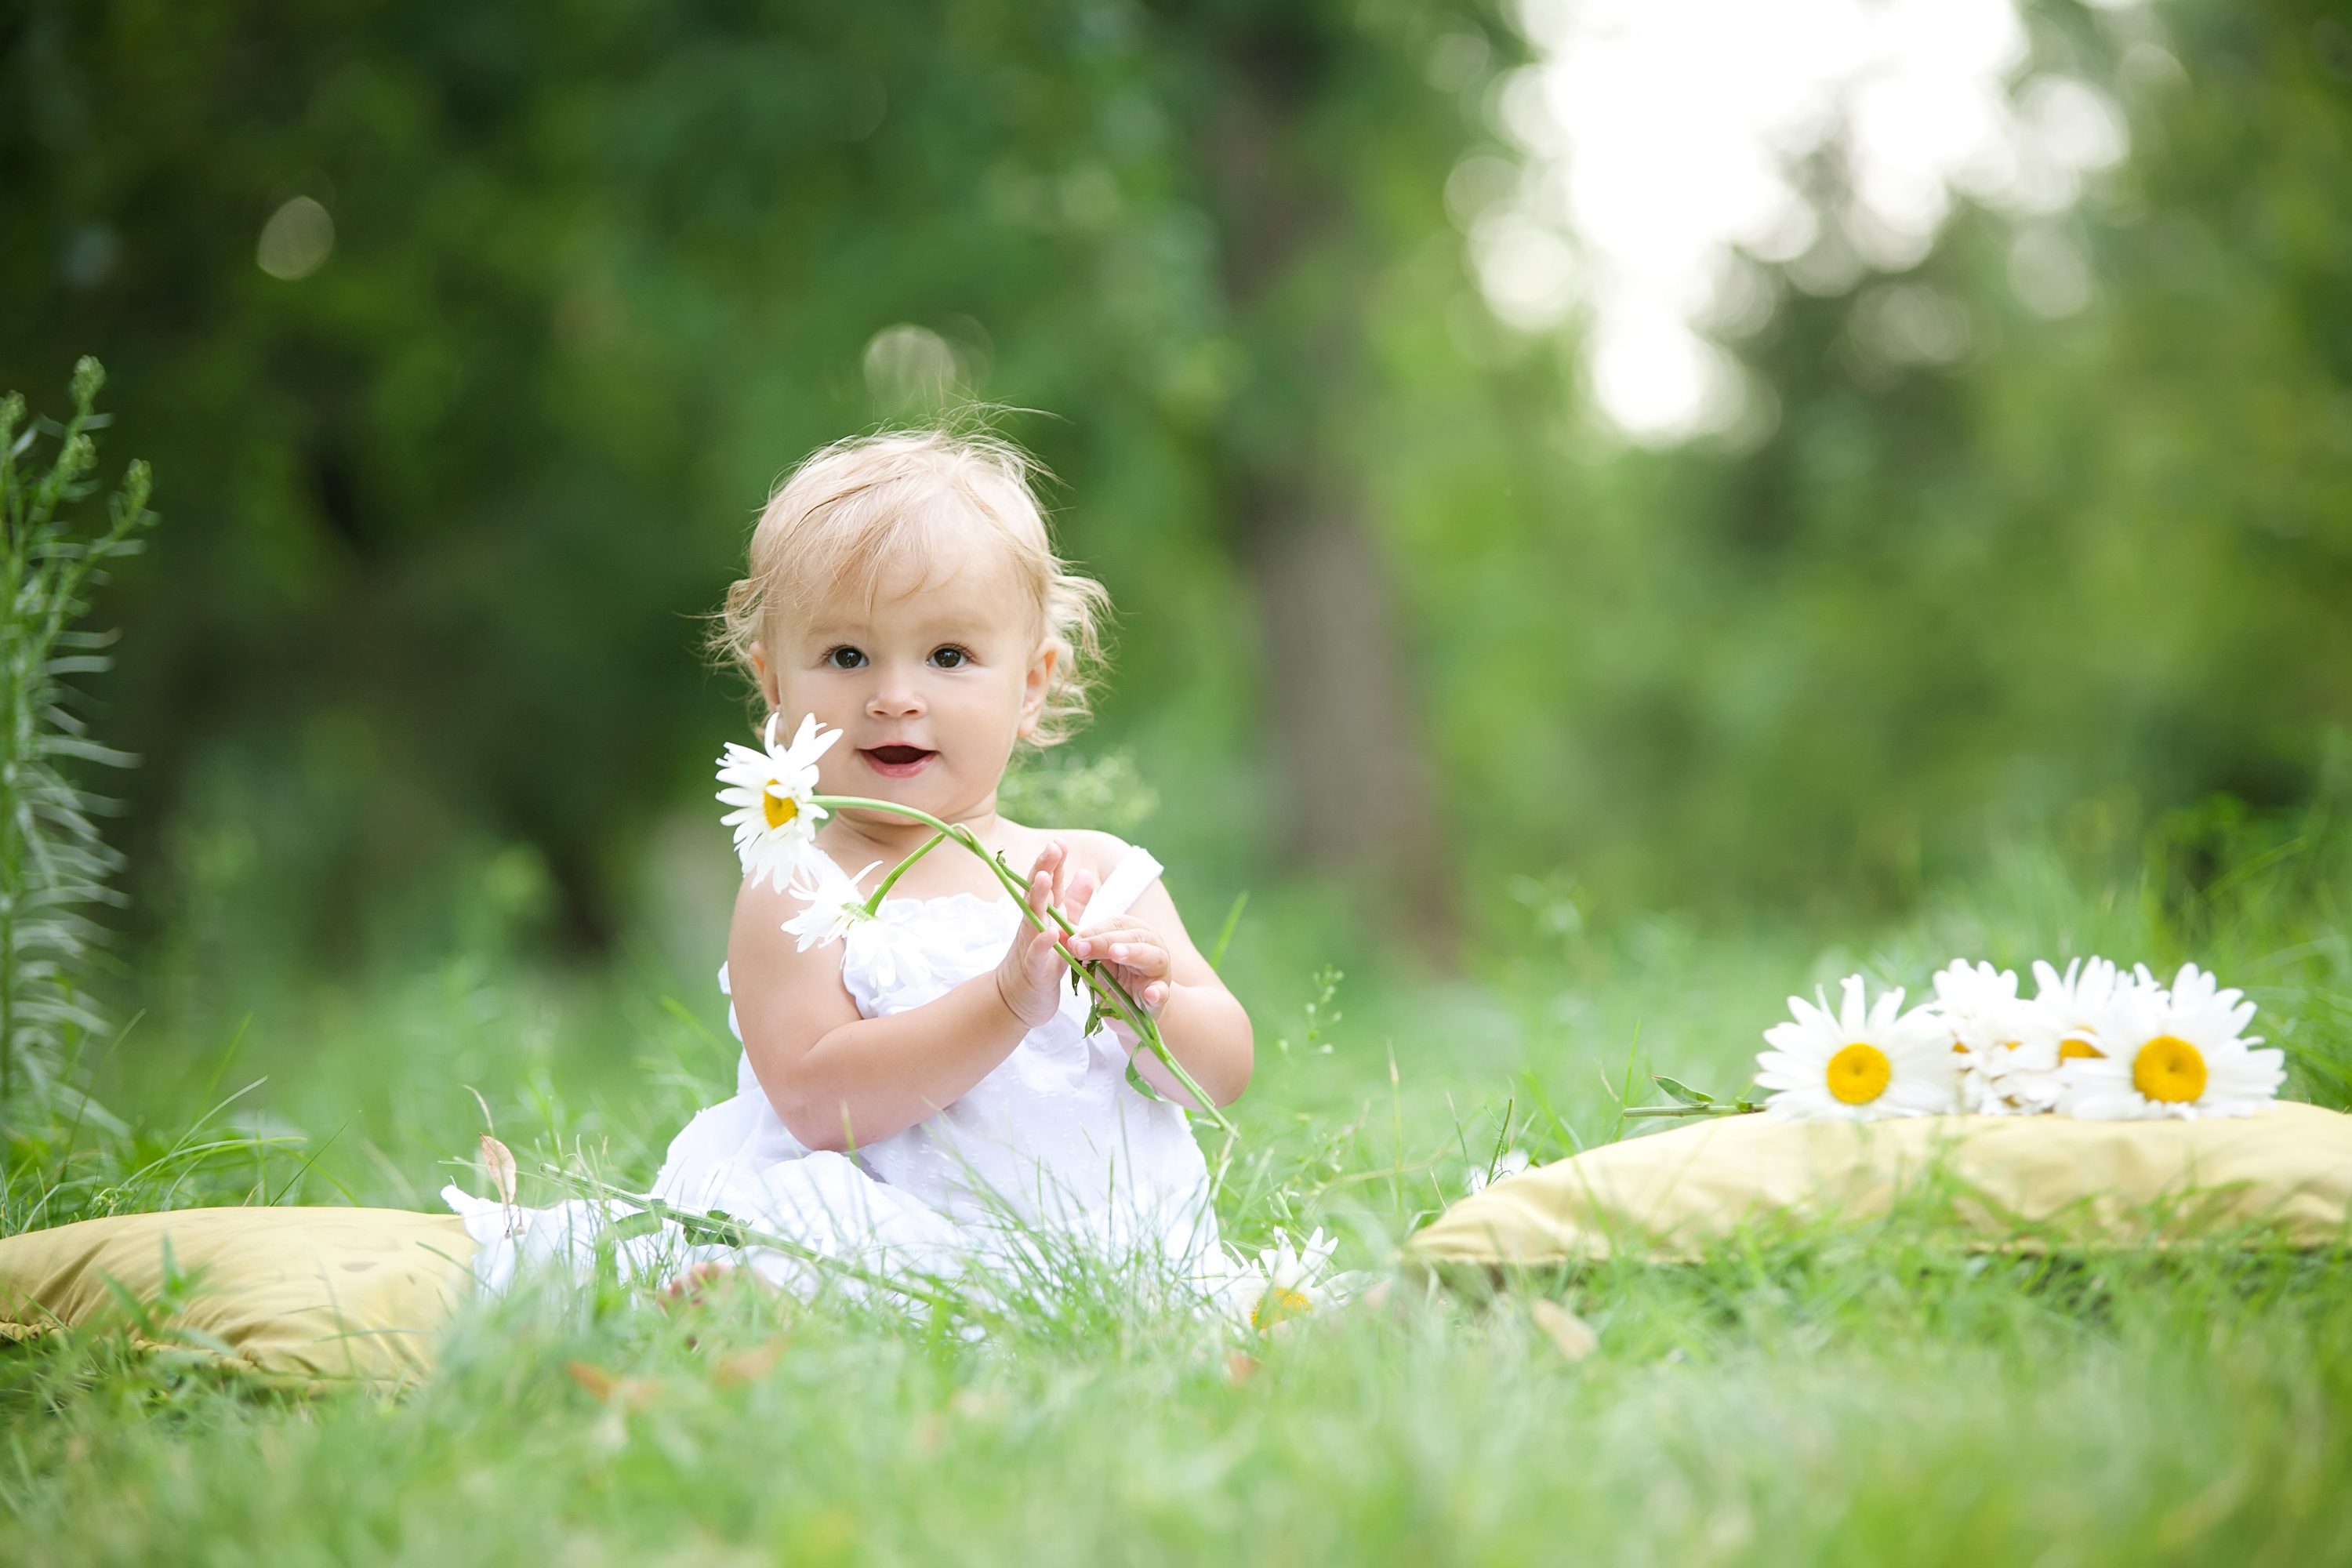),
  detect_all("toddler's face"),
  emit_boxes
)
[756,523,1053,827]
